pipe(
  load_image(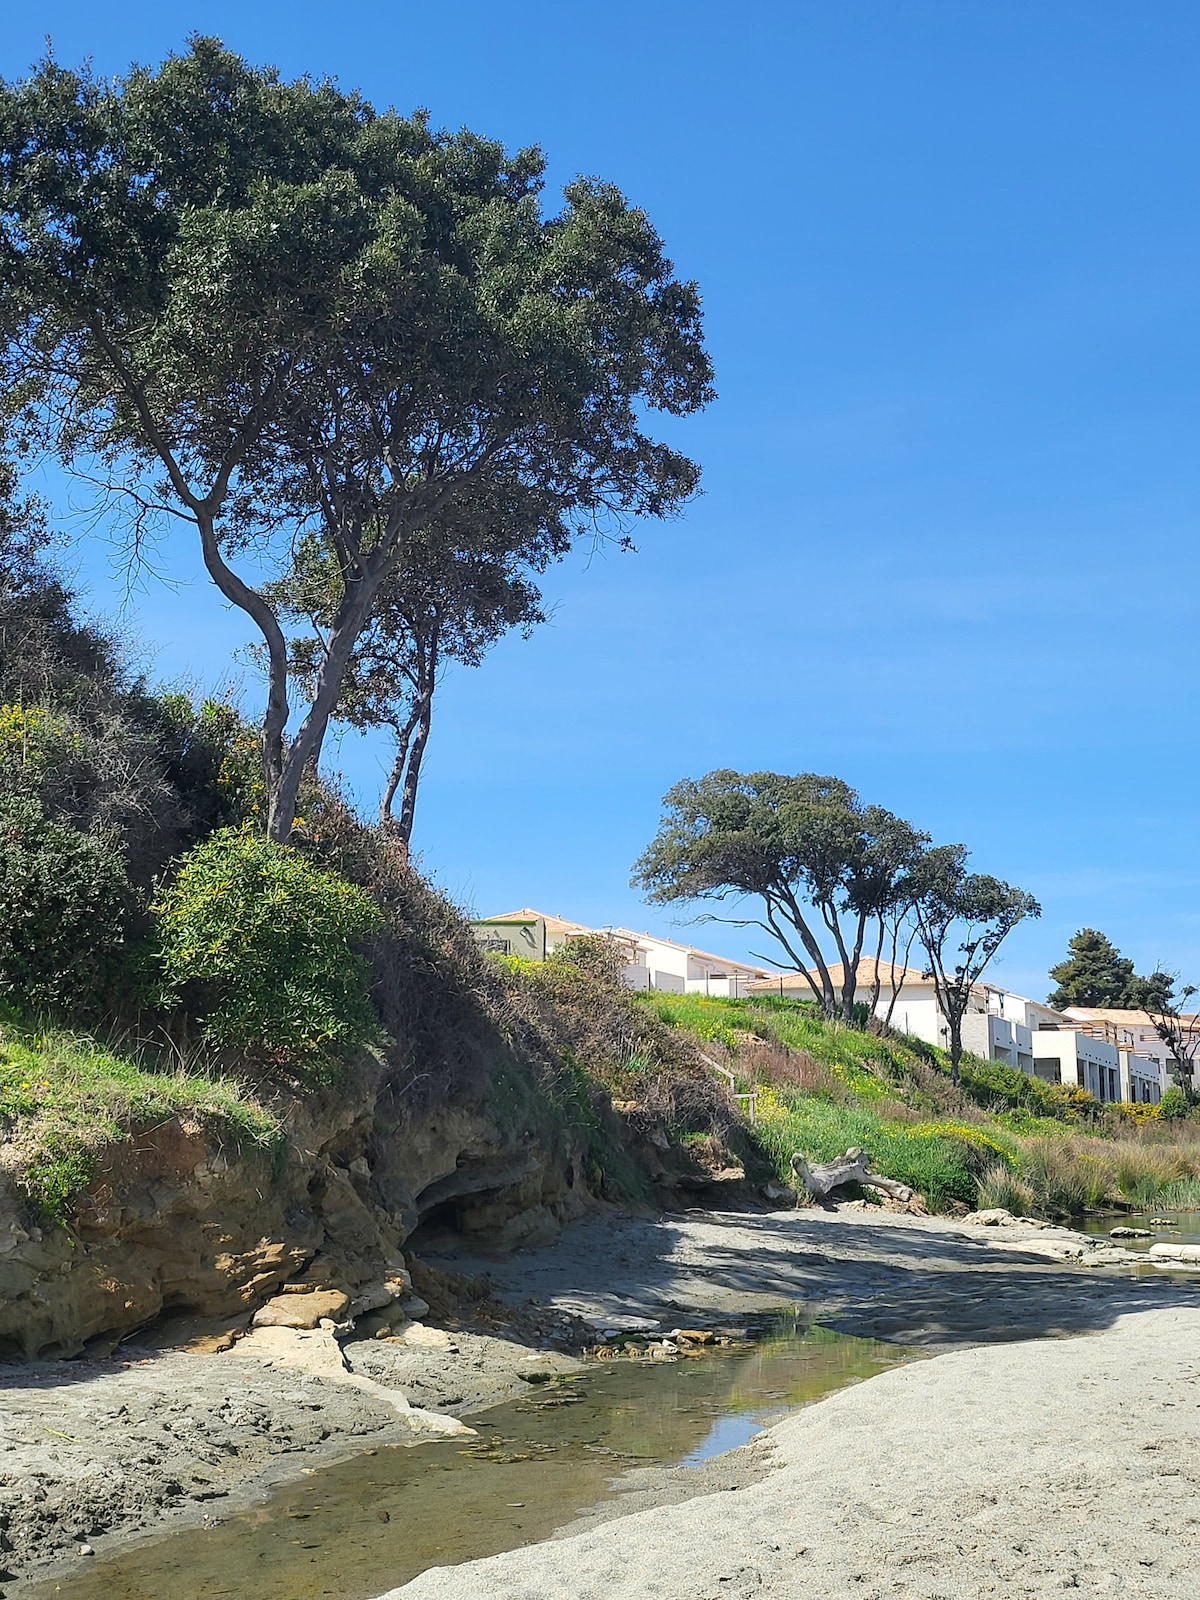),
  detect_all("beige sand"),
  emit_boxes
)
[381,1208,1200,1599]
[389,1304,1200,1599]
